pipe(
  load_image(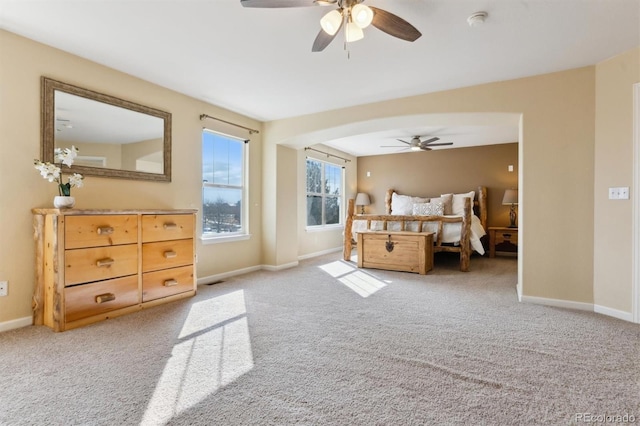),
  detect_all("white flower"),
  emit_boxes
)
[34,146,84,196]
[55,146,78,167]
[34,162,61,182]
[69,173,84,188]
